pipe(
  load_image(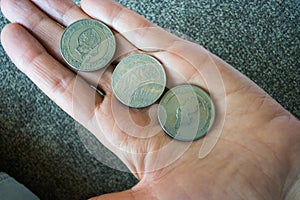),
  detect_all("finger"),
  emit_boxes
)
[32,0,89,26]
[1,23,102,130]
[81,0,179,50]
[31,0,138,61]
[1,0,64,63]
